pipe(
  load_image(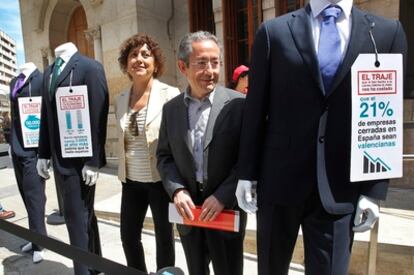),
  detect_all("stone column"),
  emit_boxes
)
[84,26,103,63]
[40,47,53,68]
